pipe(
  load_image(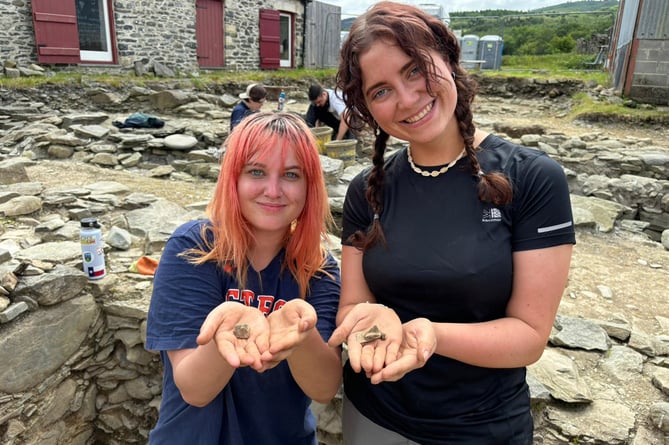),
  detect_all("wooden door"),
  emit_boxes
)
[196,0,224,67]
